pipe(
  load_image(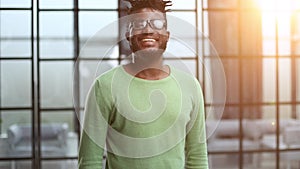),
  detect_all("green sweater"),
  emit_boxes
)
[78,65,208,169]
